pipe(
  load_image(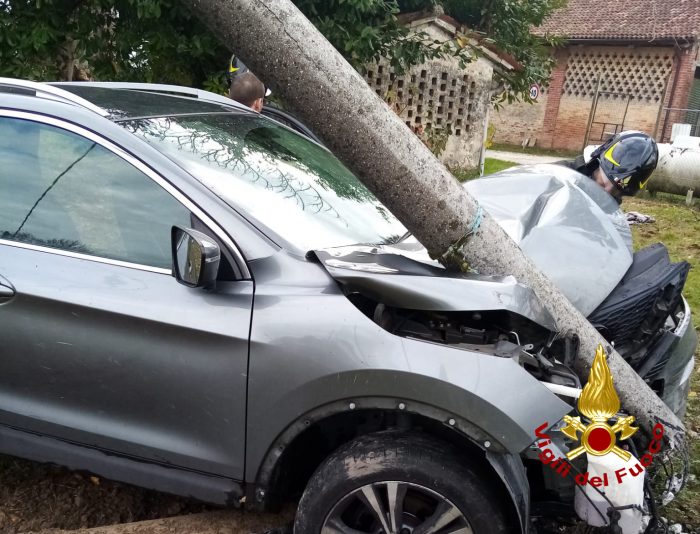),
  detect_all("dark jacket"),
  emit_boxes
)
[556,155,594,177]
